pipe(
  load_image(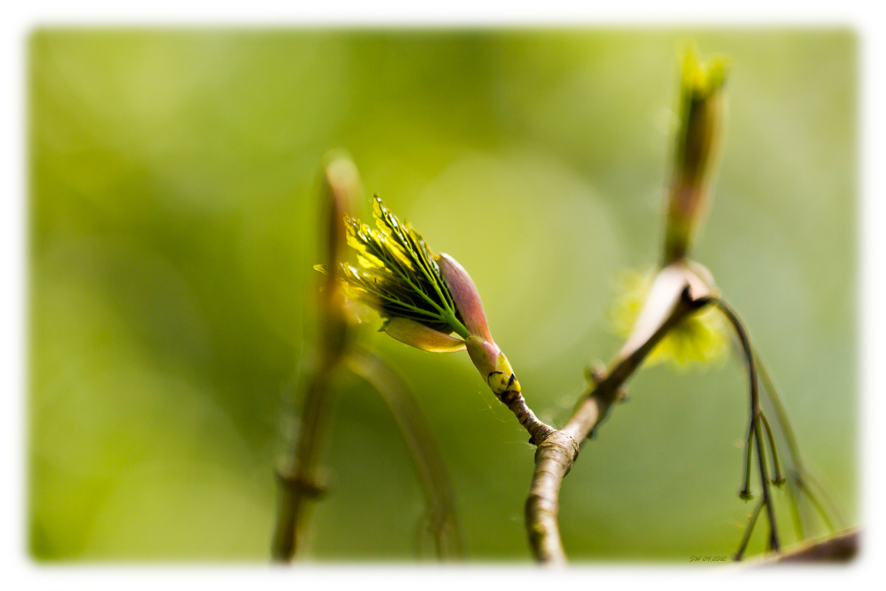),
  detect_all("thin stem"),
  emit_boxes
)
[760,413,784,485]
[785,473,806,541]
[734,499,765,561]
[754,415,780,552]
[757,358,840,529]
[347,347,462,560]
[496,376,556,446]
[756,340,843,541]
[739,420,755,499]
[795,477,836,533]
[756,359,807,472]
[801,467,844,531]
